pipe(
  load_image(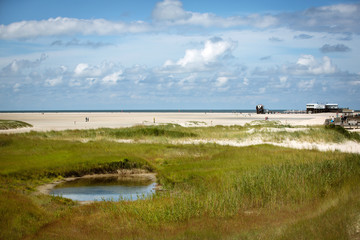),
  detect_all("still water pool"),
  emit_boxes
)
[50,176,156,202]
